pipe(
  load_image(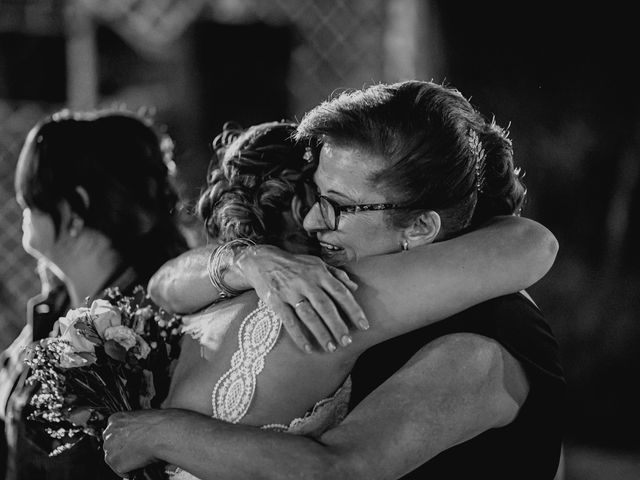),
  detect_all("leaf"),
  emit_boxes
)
[104,340,127,362]
[68,407,93,427]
